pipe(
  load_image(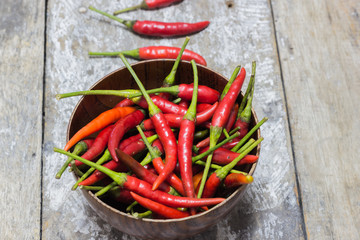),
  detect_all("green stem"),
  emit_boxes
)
[229,126,240,135]
[55,141,87,179]
[239,71,255,123]
[197,125,222,198]
[113,3,146,15]
[56,89,139,100]
[70,160,84,177]
[88,49,141,60]
[54,147,127,186]
[89,6,135,29]
[132,210,153,218]
[71,149,112,190]
[136,126,159,159]
[238,61,256,115]
[126,201,138,212]
[163,37,190,87]
[222,128,230,139]
[95,181,118,197]
[119,53,160,116]
[194,161,247,175]
[231,117,268,152]
[220,65,241,100]
[183,60,198,121]
[237,138,255,154]
[192,131,240,162]
[215,138,263,180]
